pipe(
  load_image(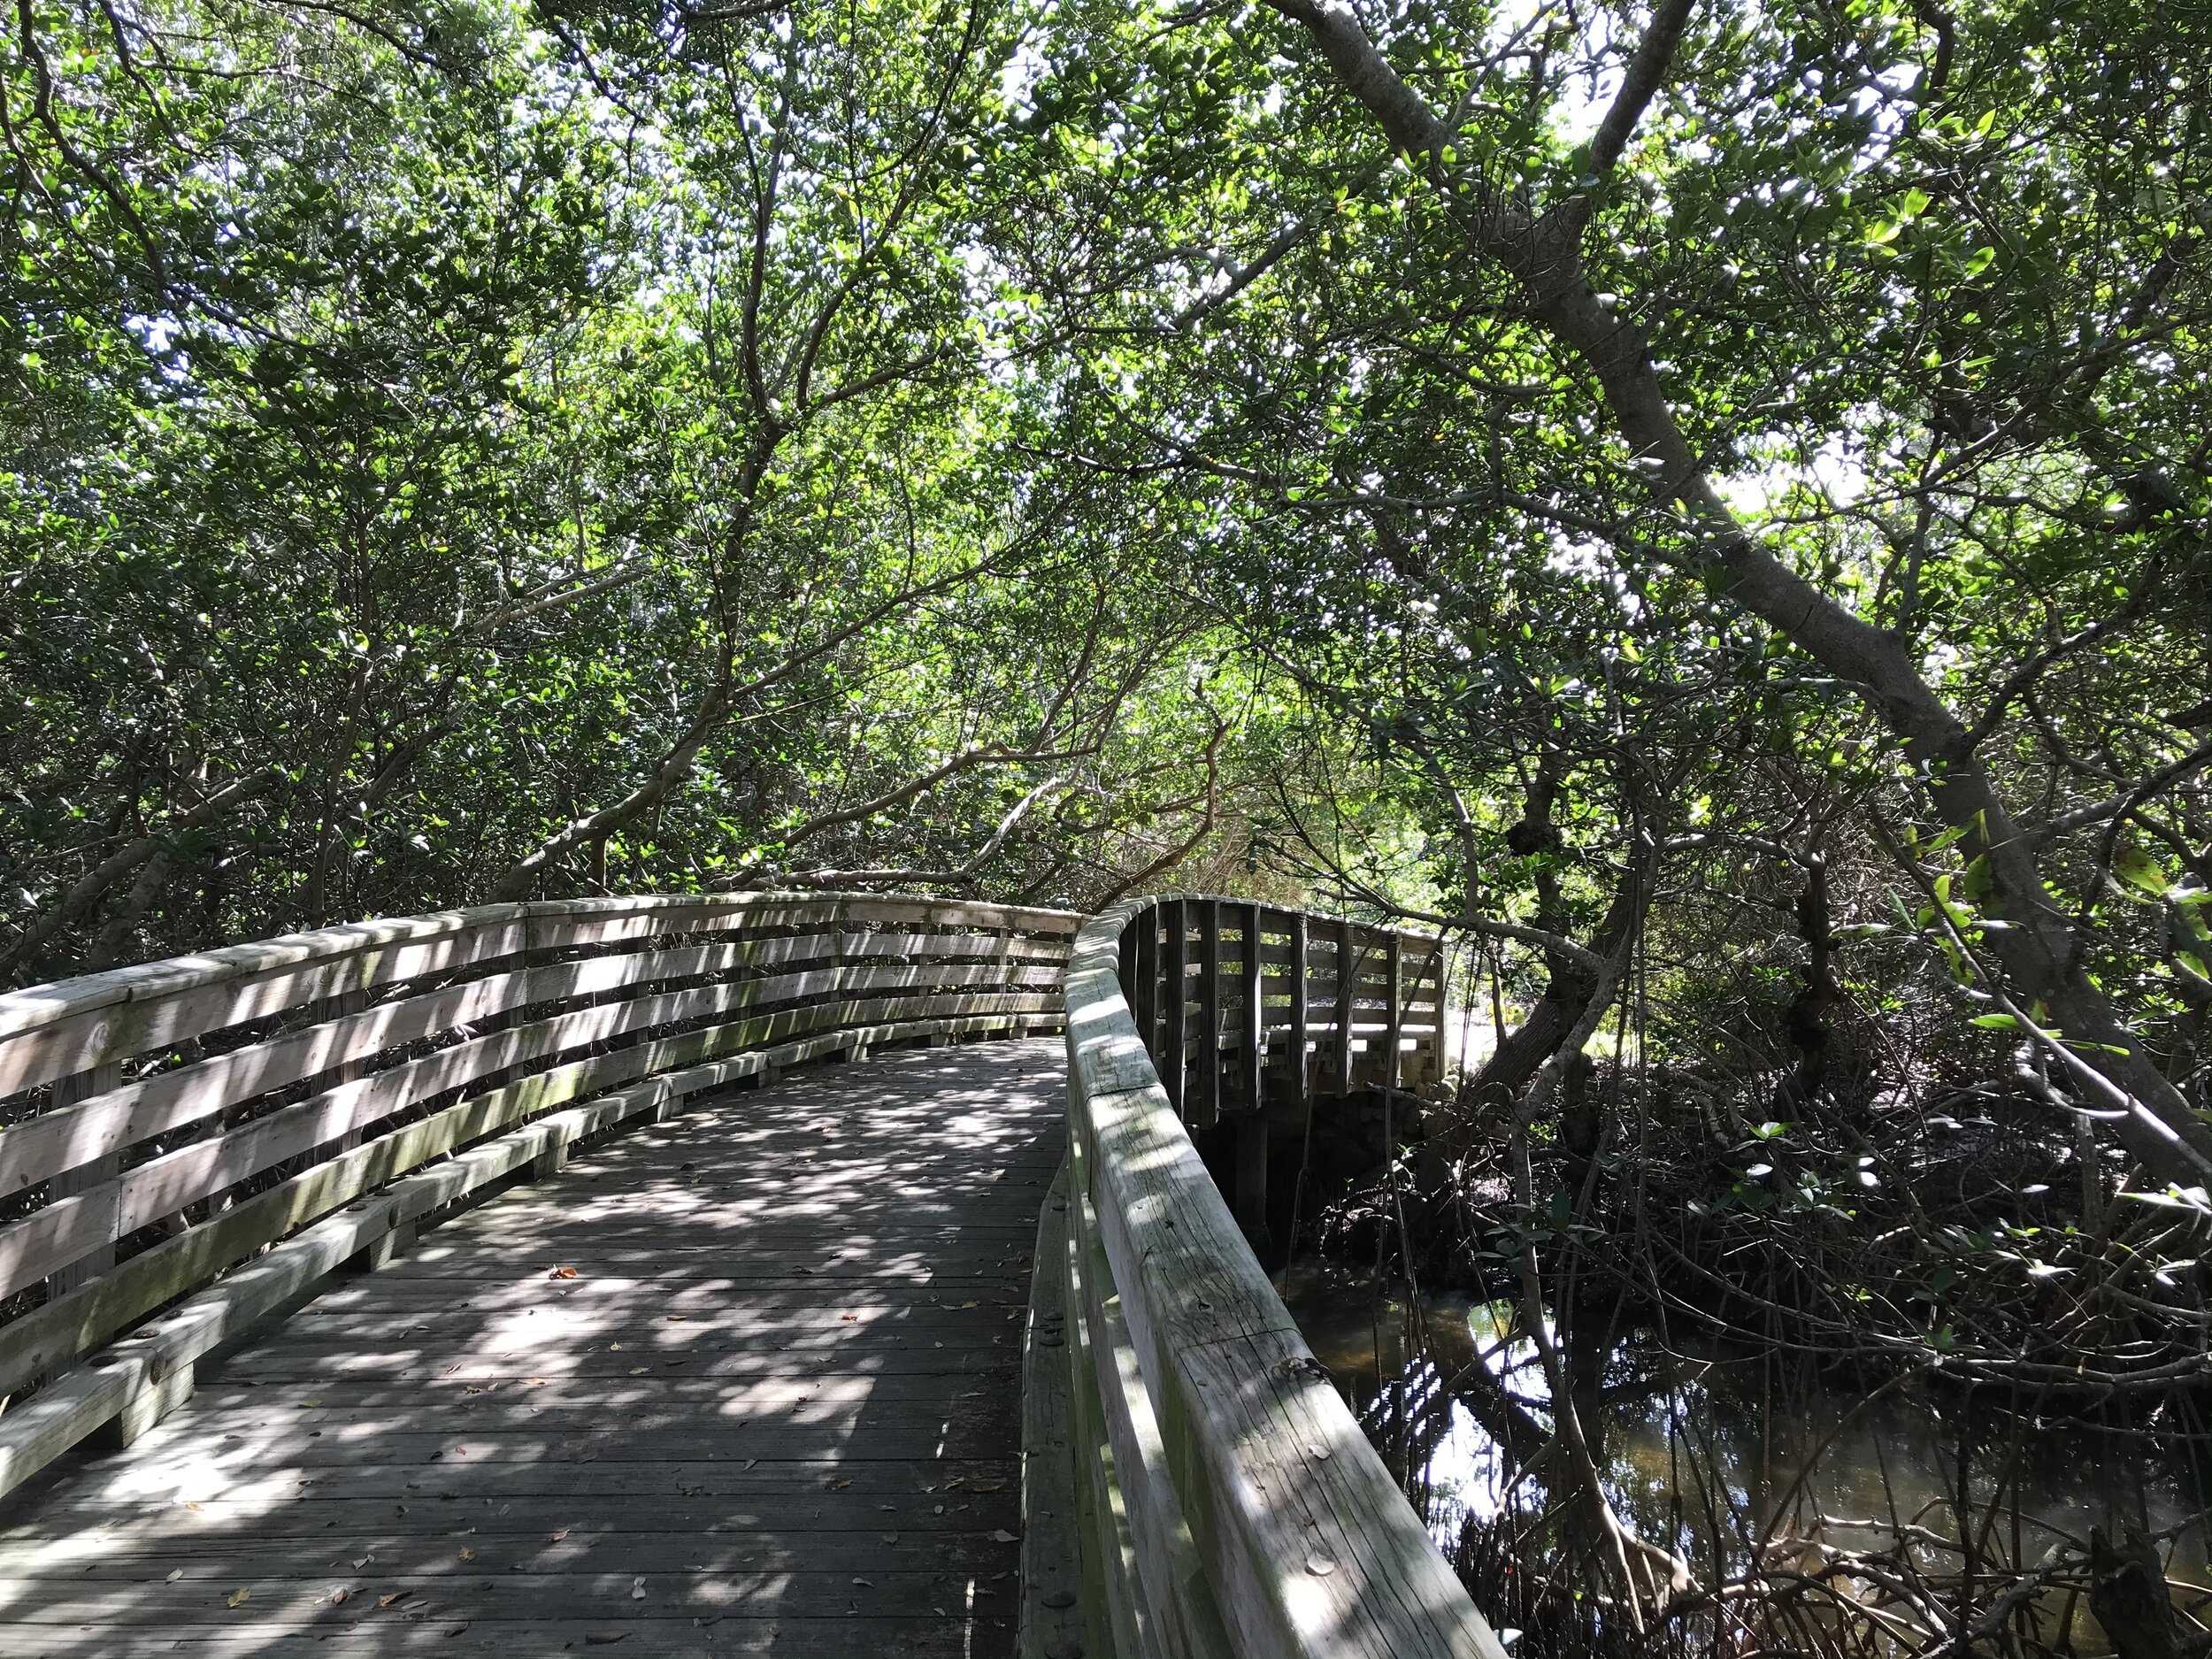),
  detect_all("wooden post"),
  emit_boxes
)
[348,1217,416,1274]
[1290,913,1310,1107]
[1417,941,1446,1085]
[1133,904,1157,1060]
[1239,903,1263,1110]
[1196,900,1222,1128]
[46,1063,124,1306]
[309,986,372,1168]
[1335,920,1356,1094]
[1386,932,1404,1094]
[98,1357,195,1450]
[1234,1116,1269,1238]
[1162,899,1187,1116]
